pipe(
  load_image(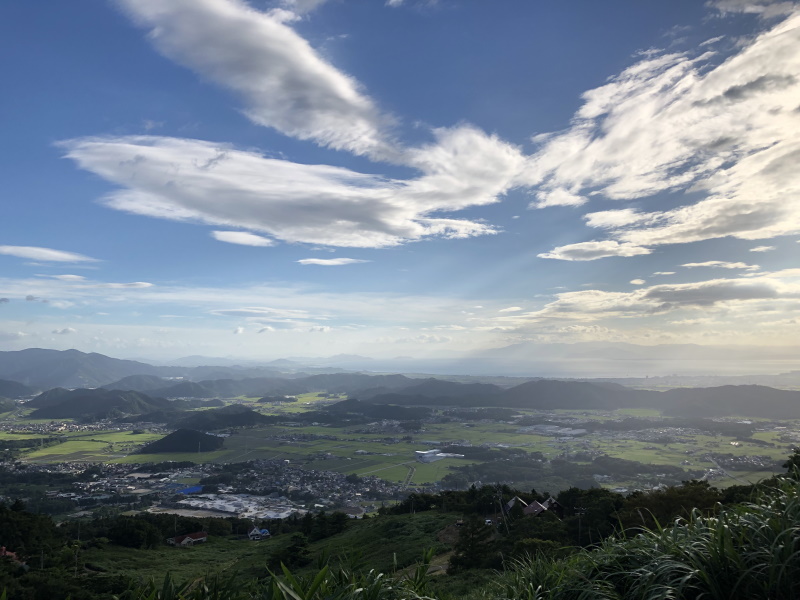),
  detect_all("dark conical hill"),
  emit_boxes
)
[174,404,277,430]
[138,429,224,453]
